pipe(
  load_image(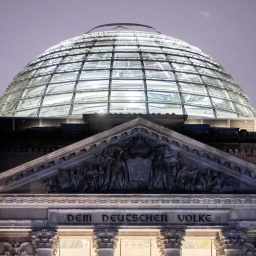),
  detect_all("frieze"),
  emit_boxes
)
[45,135,239,193]
[49,209,229,226]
